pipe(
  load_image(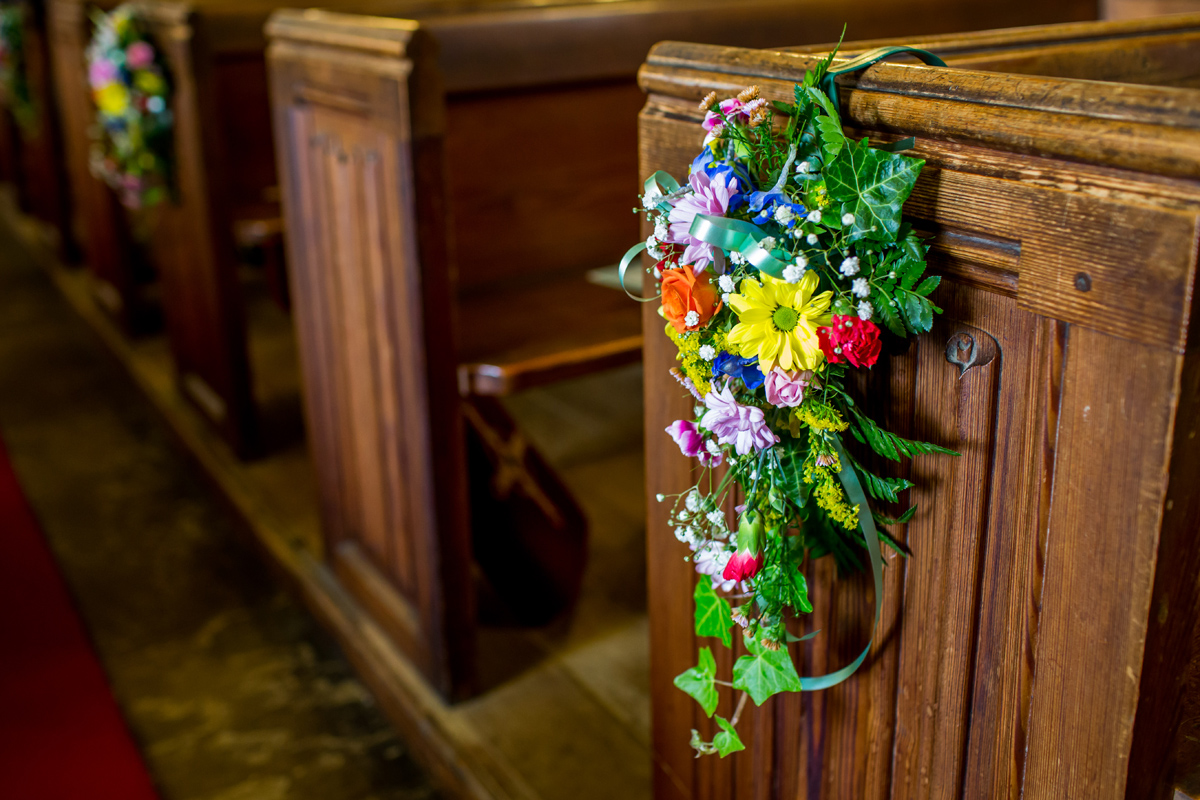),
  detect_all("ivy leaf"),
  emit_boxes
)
[689,729,718,757]
[675,647,719,717]
[825,139,923,242]
[732,635,804,705]
[714,716,746,757]
[694,579,733,648]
